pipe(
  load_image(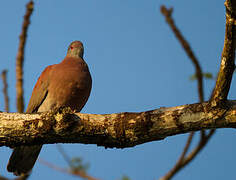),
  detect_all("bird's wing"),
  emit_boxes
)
[26,65,53,113]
